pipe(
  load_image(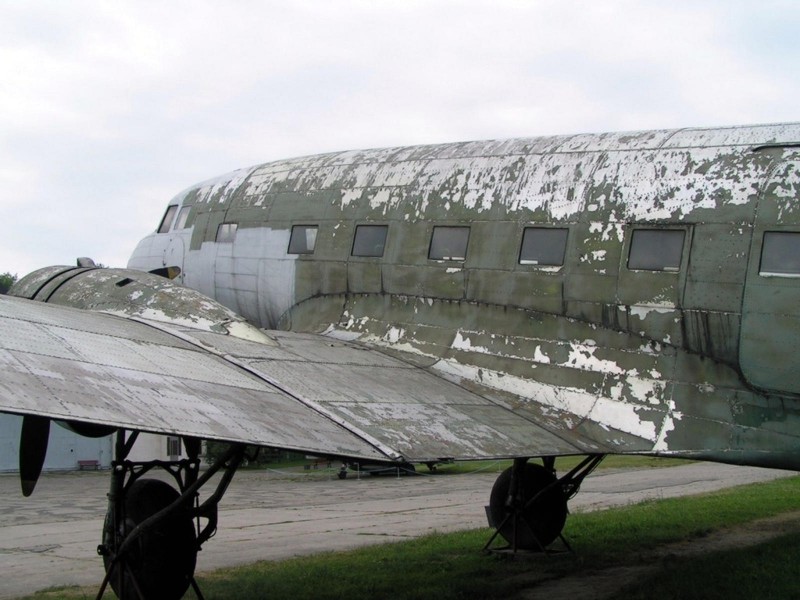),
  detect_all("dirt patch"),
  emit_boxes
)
[510,511,800,600]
